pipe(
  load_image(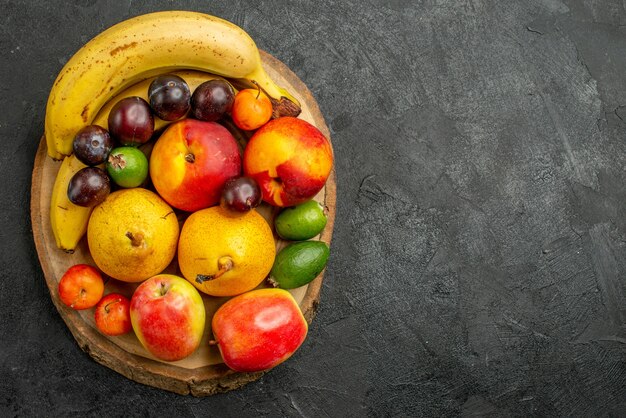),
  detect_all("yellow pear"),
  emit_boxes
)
[87,188,179,282]
[177,206,275,297]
